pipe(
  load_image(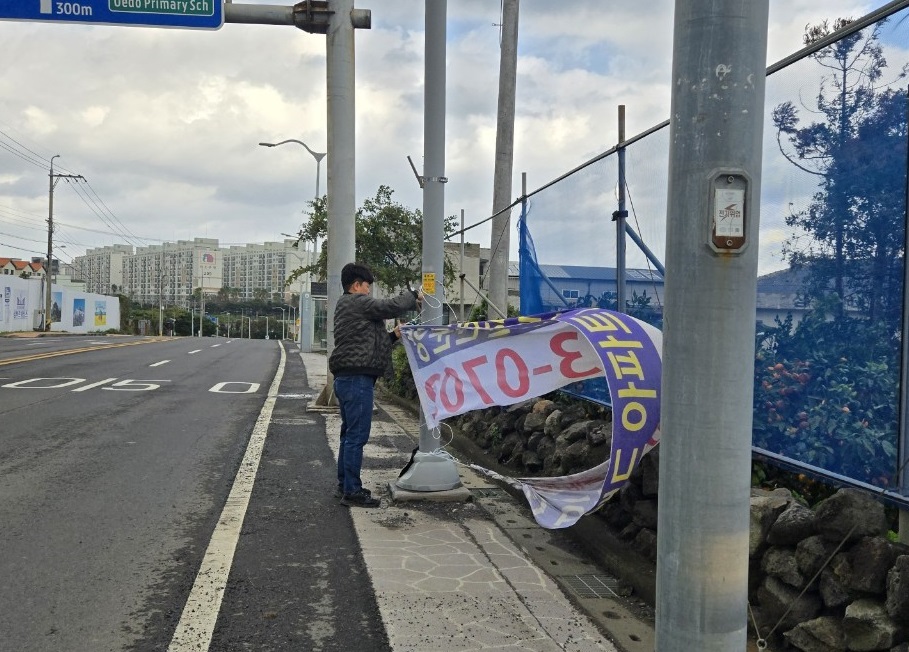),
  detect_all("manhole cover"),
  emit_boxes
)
[560,574,624,599]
